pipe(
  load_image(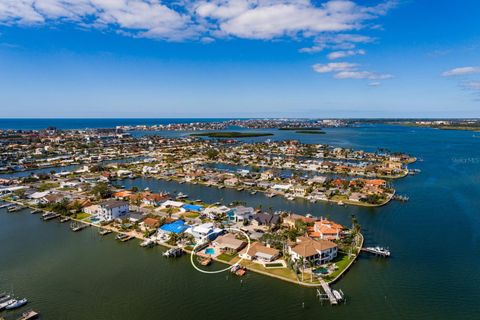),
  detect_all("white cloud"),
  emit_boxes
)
[300,33,374,53]
[0,0,396,42]
[312,62,358,73]
[327,49,365,59]
[442,66,480,77]
[334,70,391,80]
[313,61,391,80]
